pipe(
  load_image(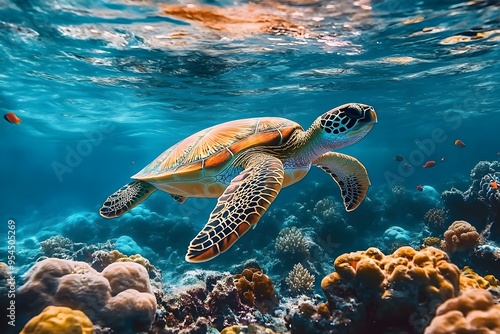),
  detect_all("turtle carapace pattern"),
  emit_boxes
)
[99,103,378,262]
